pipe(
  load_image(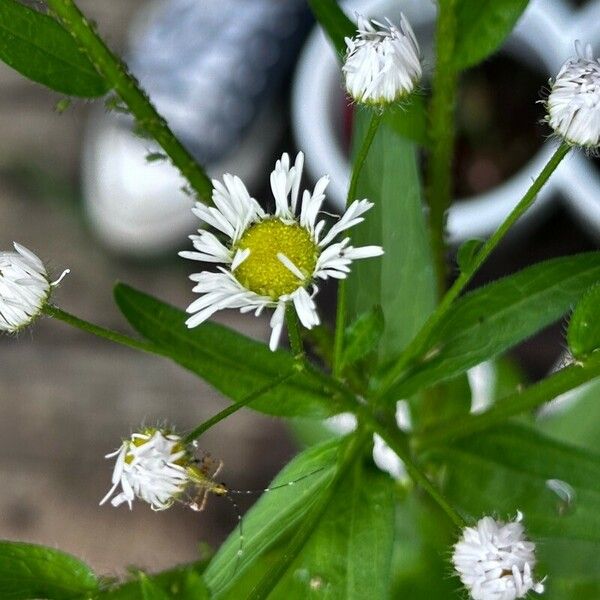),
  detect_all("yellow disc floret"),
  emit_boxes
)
[234,218,319,299]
